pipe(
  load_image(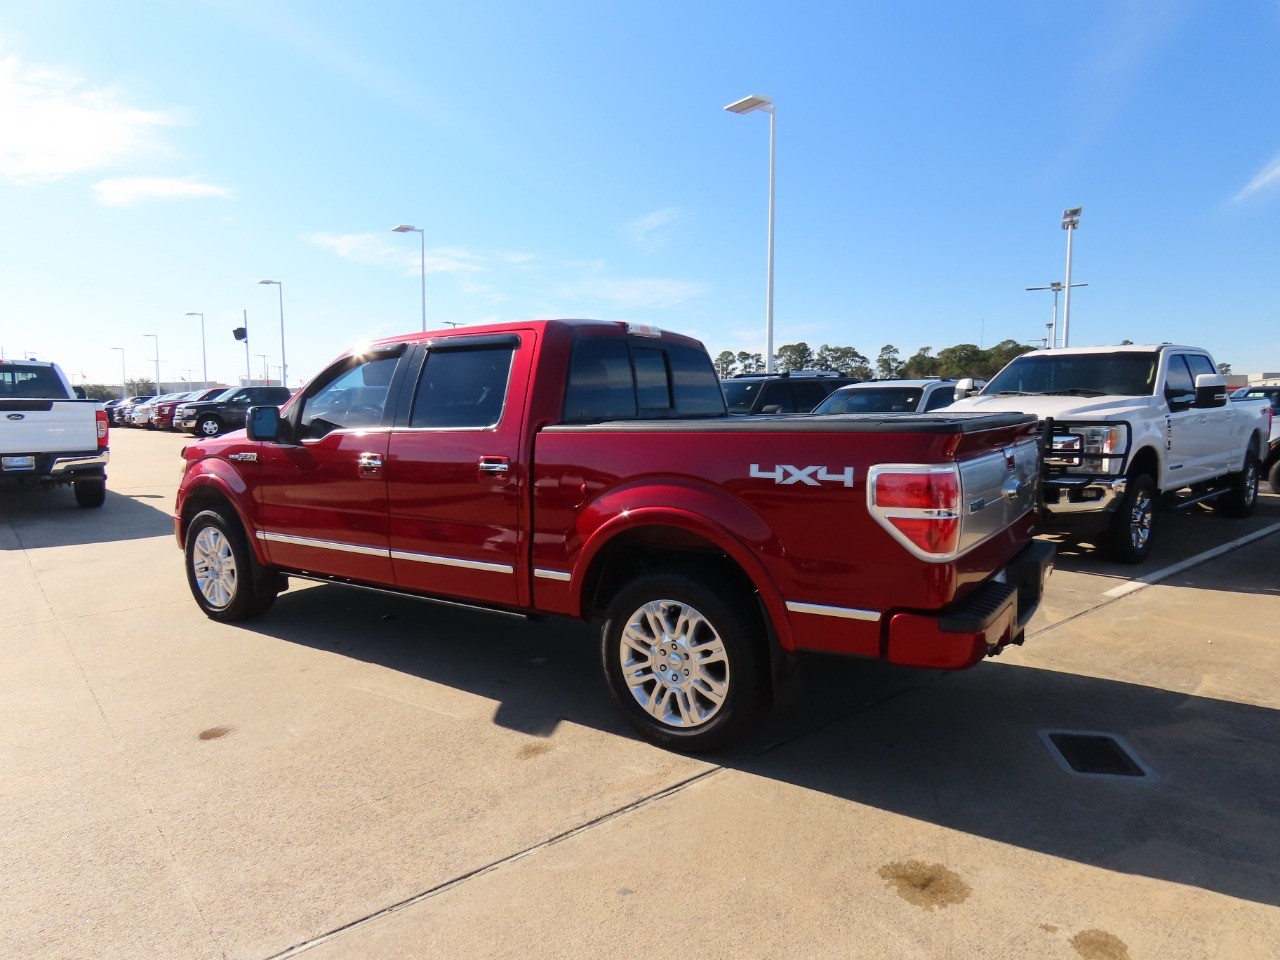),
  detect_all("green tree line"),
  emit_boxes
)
[714,339,1037,381]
